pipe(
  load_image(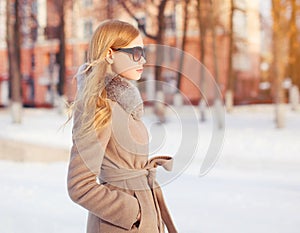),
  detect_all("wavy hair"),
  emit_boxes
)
[71,20,140,137]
